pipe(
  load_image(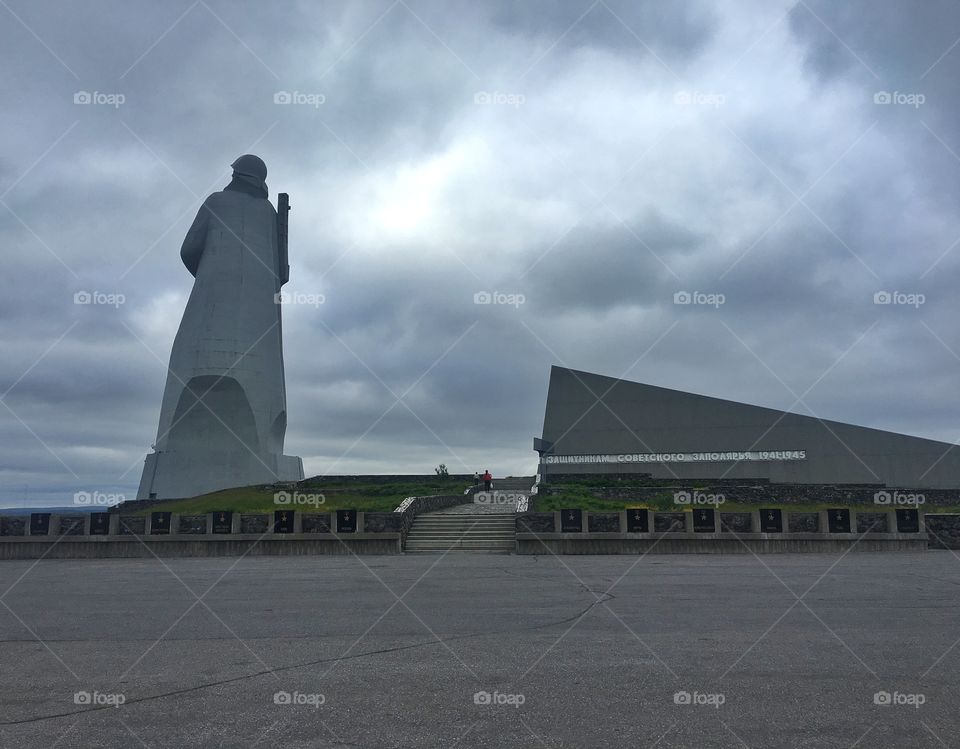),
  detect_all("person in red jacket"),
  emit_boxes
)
[482,470,492,491]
